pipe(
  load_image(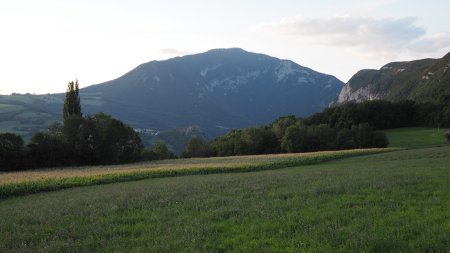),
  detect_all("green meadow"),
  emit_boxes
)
[0,149,387,199]
[0,128,448,252]
[385,127,449,148]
